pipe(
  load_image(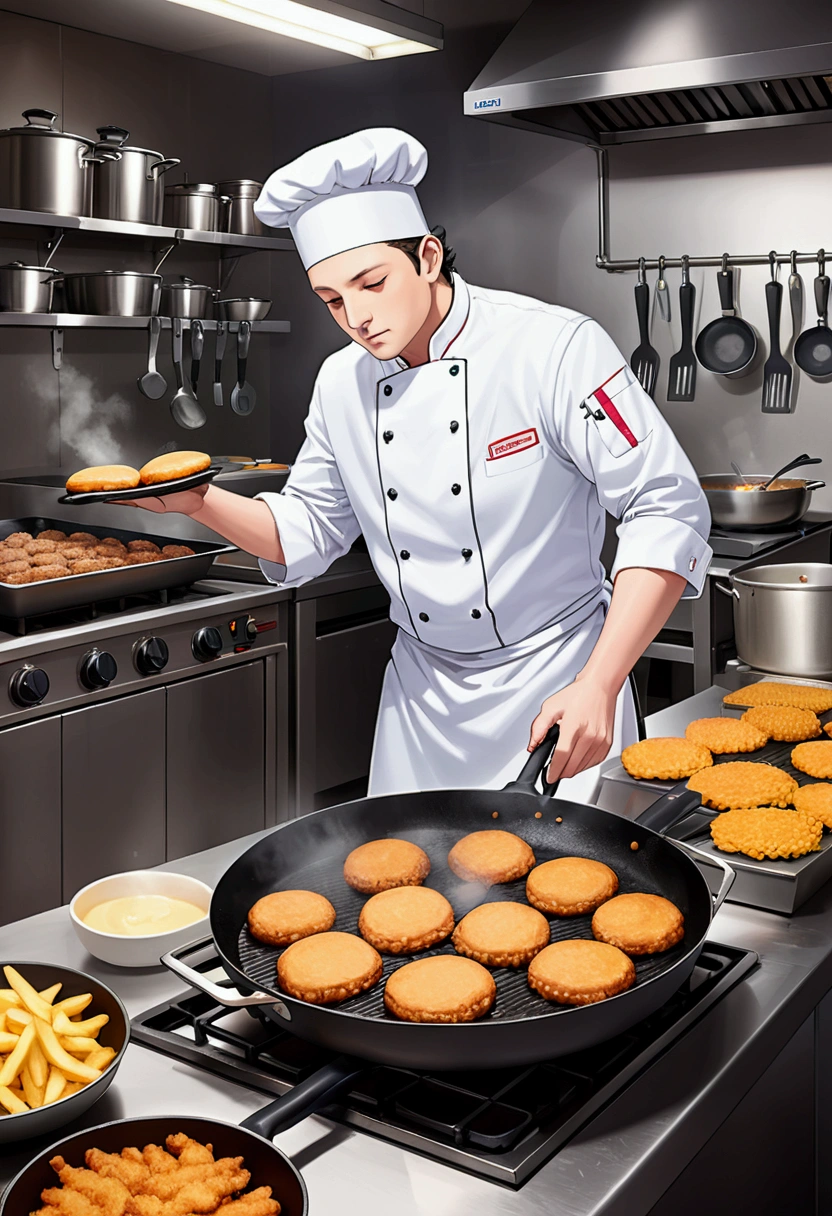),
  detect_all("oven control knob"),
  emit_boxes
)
[135,637,169,675]
[80,649,118,690]
[9,667,49,707]
[192,626,223,661]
